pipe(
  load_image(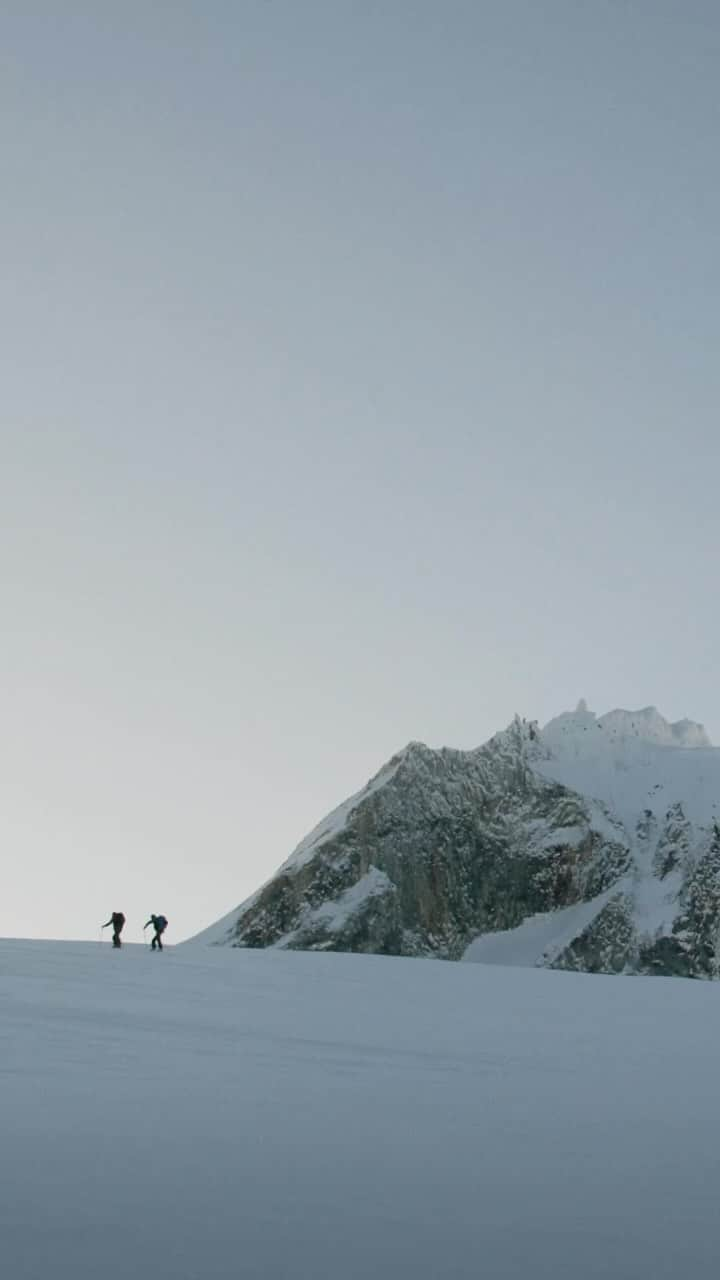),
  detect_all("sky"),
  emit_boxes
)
[2,1,719,944]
